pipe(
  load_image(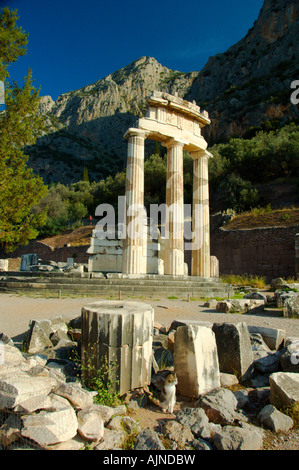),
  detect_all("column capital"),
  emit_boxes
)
[190,149,213,160]
[124,127,149,140]
[162,137,187,149]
